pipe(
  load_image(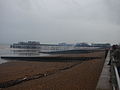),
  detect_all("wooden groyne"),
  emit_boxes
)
[0,62,82,88]
[1,56,102,62]
[41,49,104,54]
